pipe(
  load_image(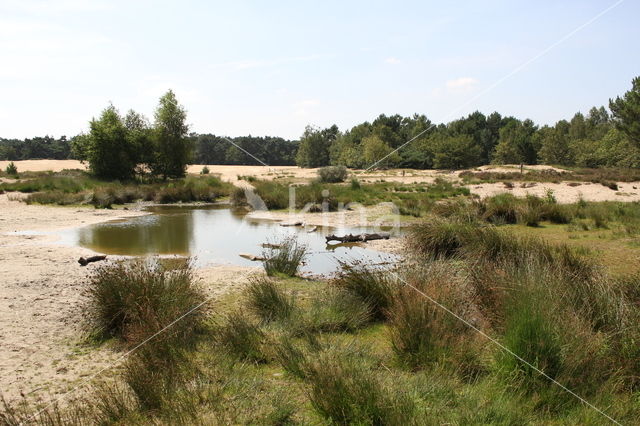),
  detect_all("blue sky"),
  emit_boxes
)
[1,0,638,140]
